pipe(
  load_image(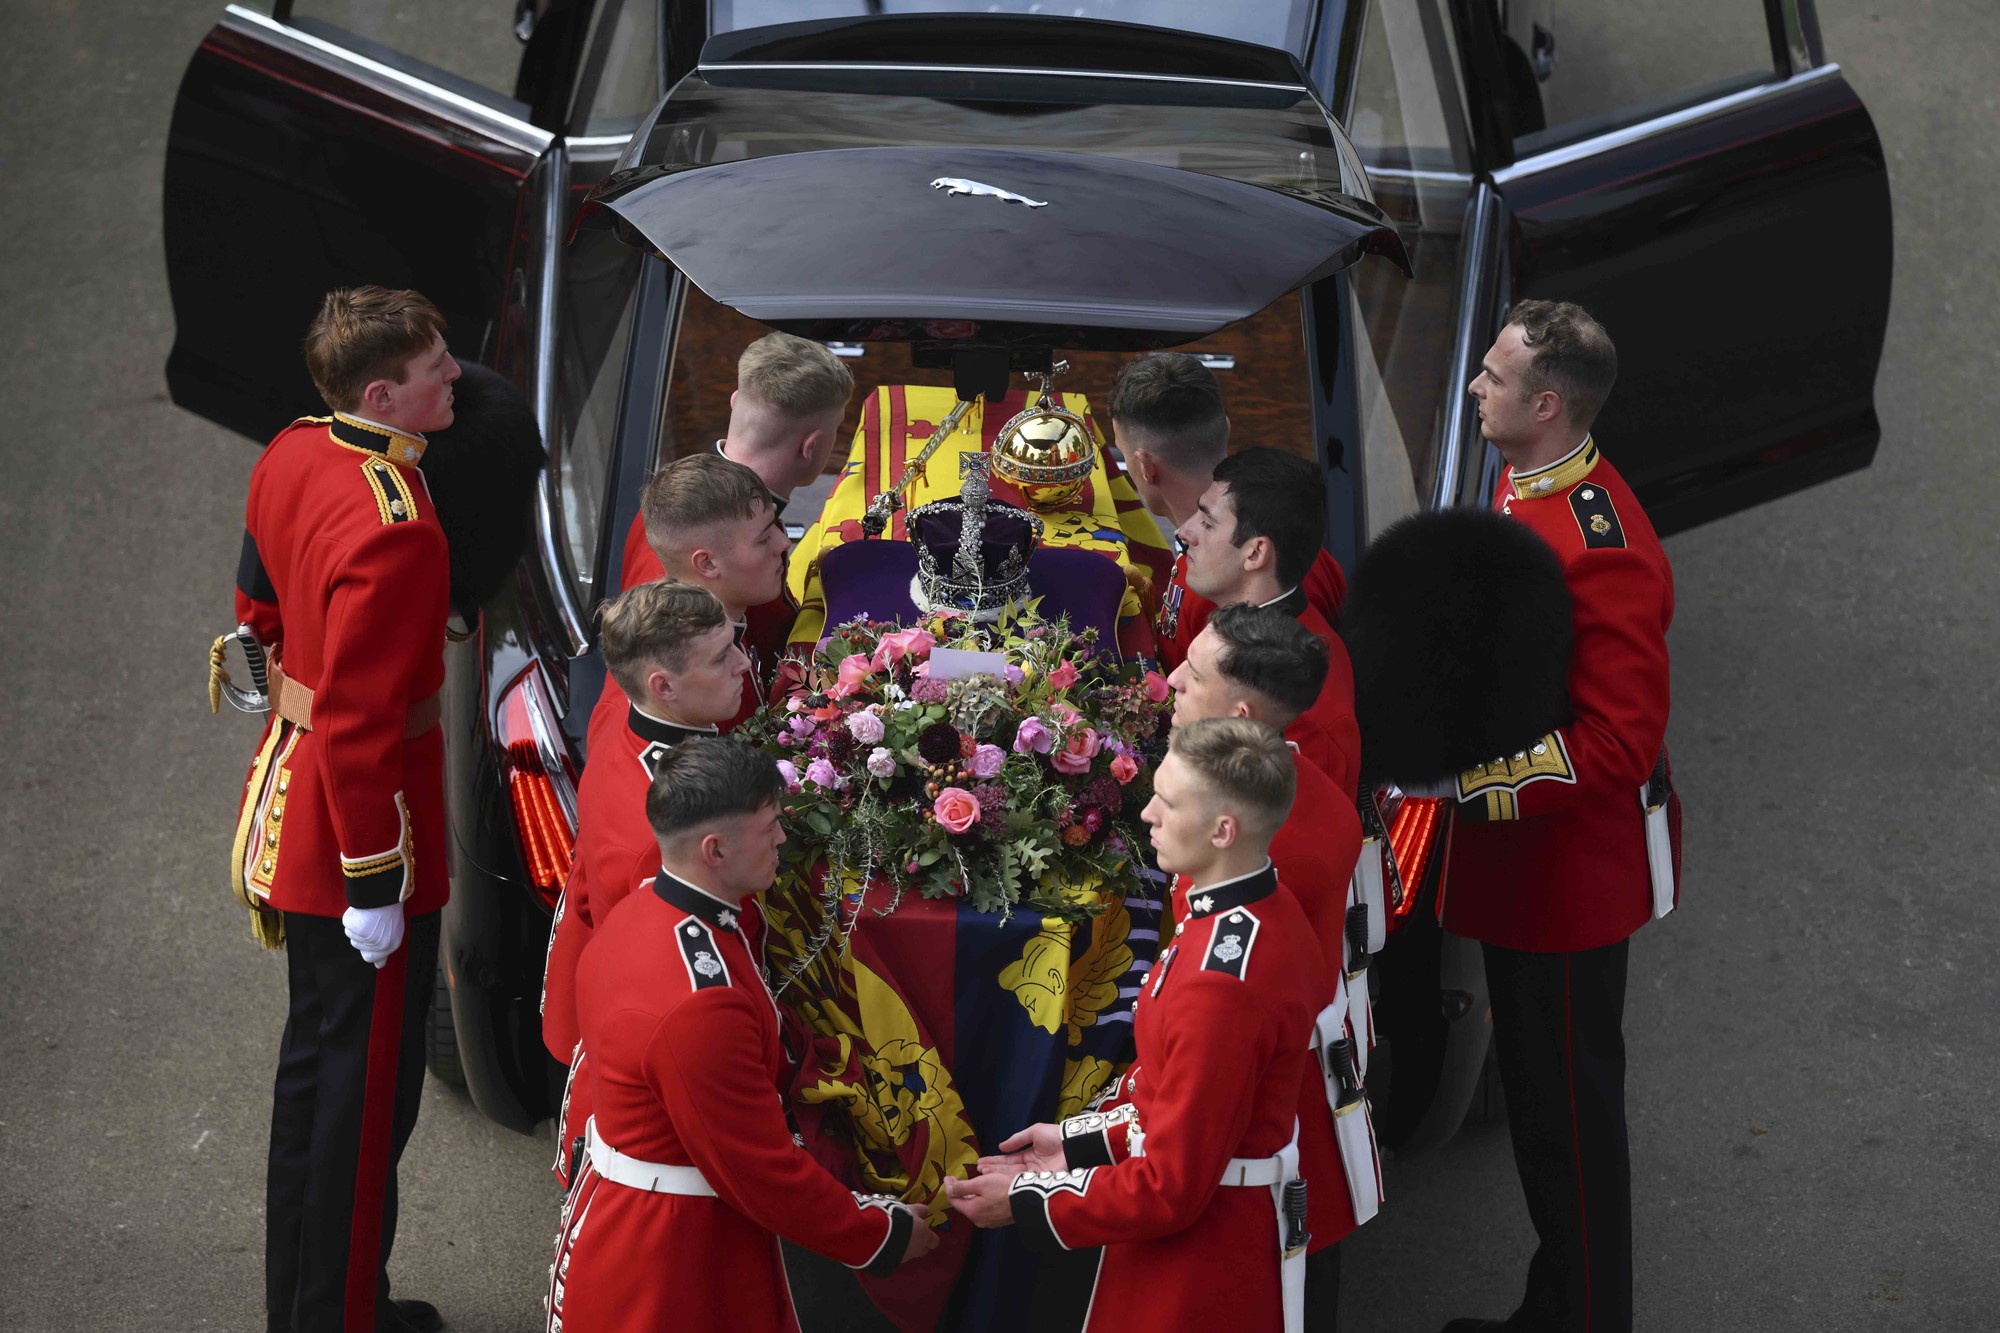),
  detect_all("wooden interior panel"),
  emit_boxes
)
[664,284,1316,469]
